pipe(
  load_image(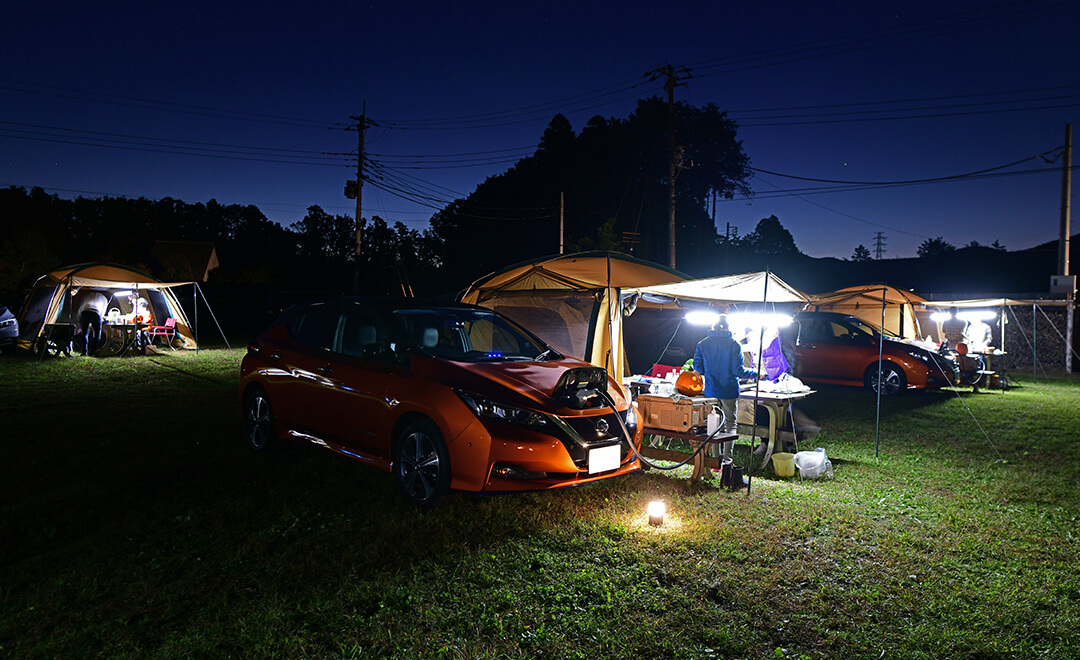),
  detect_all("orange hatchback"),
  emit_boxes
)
[239,297,642,505]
